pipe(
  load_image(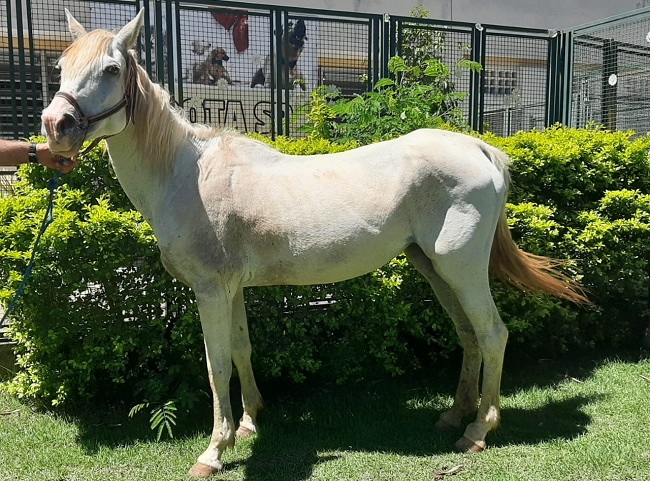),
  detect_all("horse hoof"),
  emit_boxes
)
[454,436,486,453]
[188,462,222,478]
[236,425,256,438]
